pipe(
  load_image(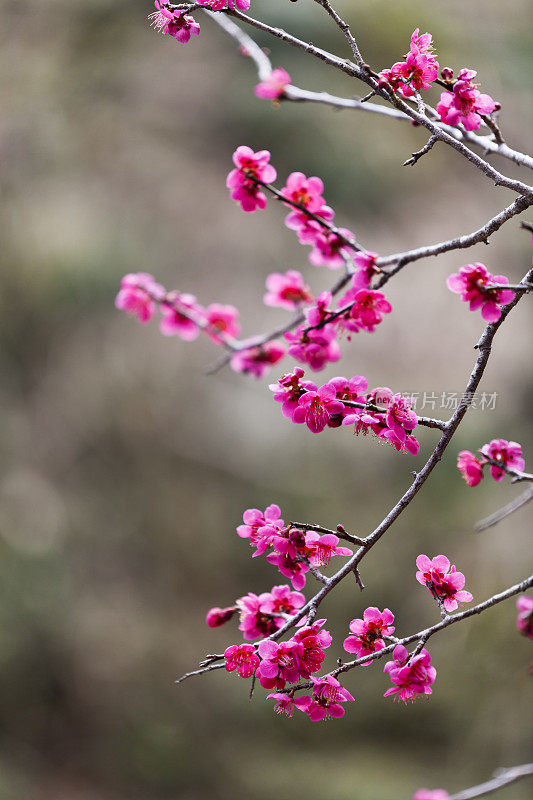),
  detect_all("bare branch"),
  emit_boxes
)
[449,763,533,800]
[475,485,533,531]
